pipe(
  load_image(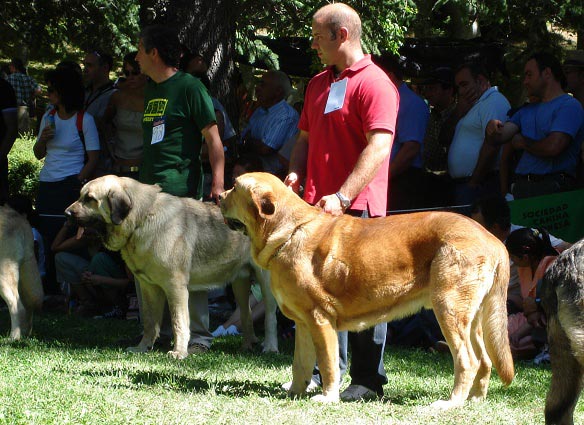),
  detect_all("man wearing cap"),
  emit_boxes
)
[419,67,461,207]
[564,50,584,107]
[486,52,584,199]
